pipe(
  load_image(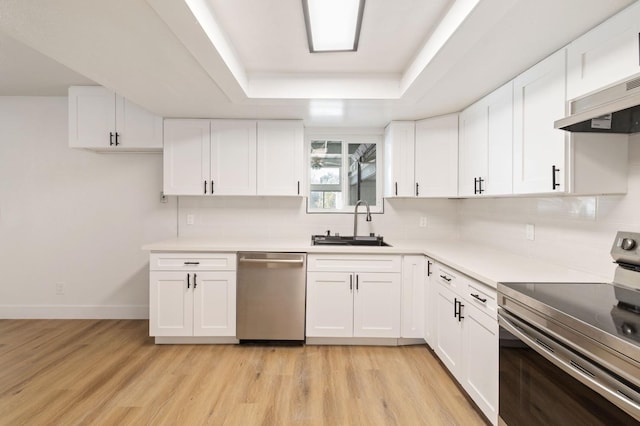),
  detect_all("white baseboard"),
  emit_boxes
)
[0,305,149,319]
